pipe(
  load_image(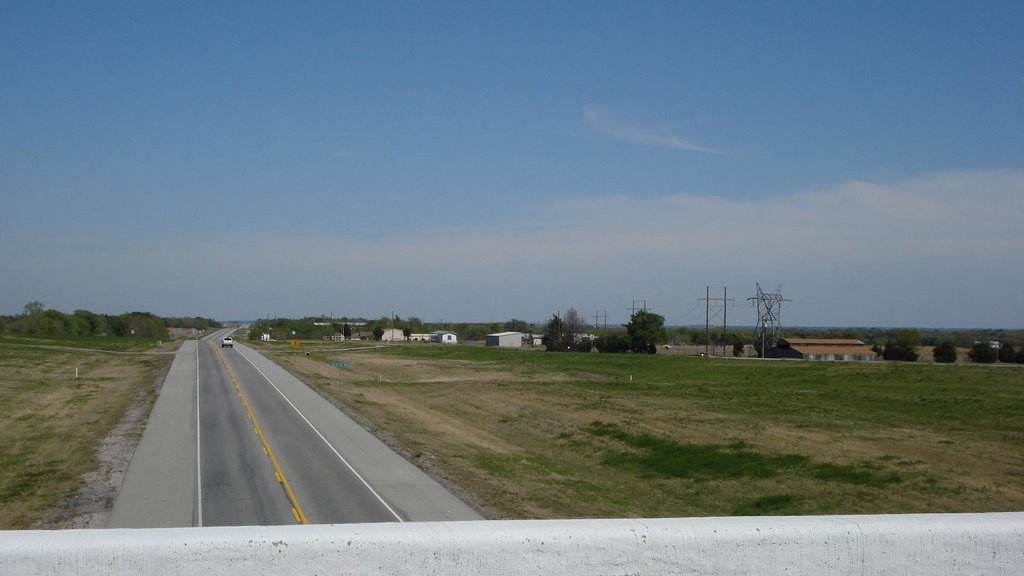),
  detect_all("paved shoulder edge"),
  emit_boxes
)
[107,340,199,528]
